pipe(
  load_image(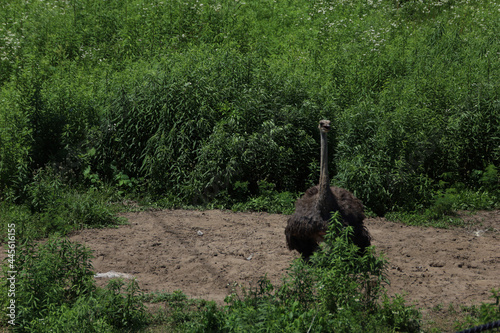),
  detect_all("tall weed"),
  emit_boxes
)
[5,237,95,329]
